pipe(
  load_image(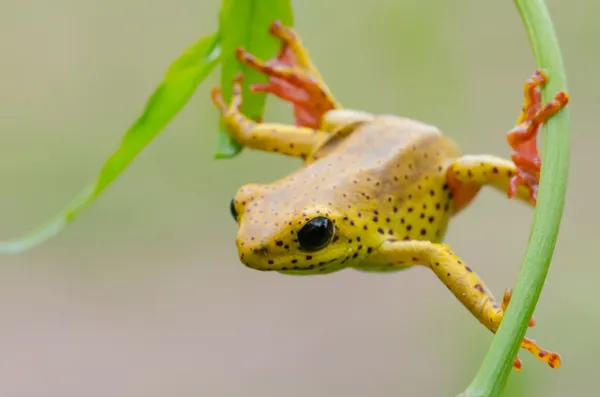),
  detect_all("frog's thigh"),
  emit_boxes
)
[368,239,503,332]
[320,109,376,133]
[448,155,534,206]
